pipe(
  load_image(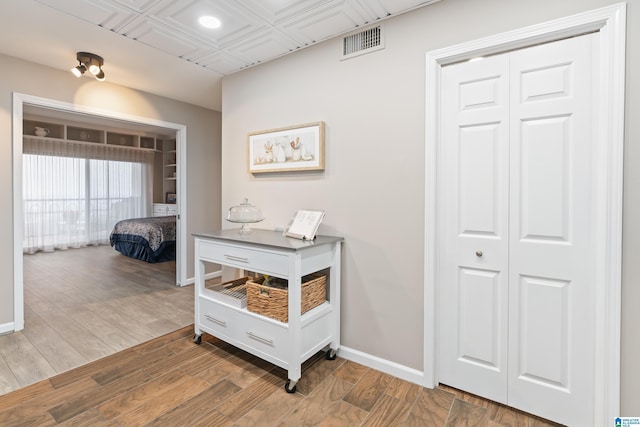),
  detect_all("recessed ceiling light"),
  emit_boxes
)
[199,15,221,29]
